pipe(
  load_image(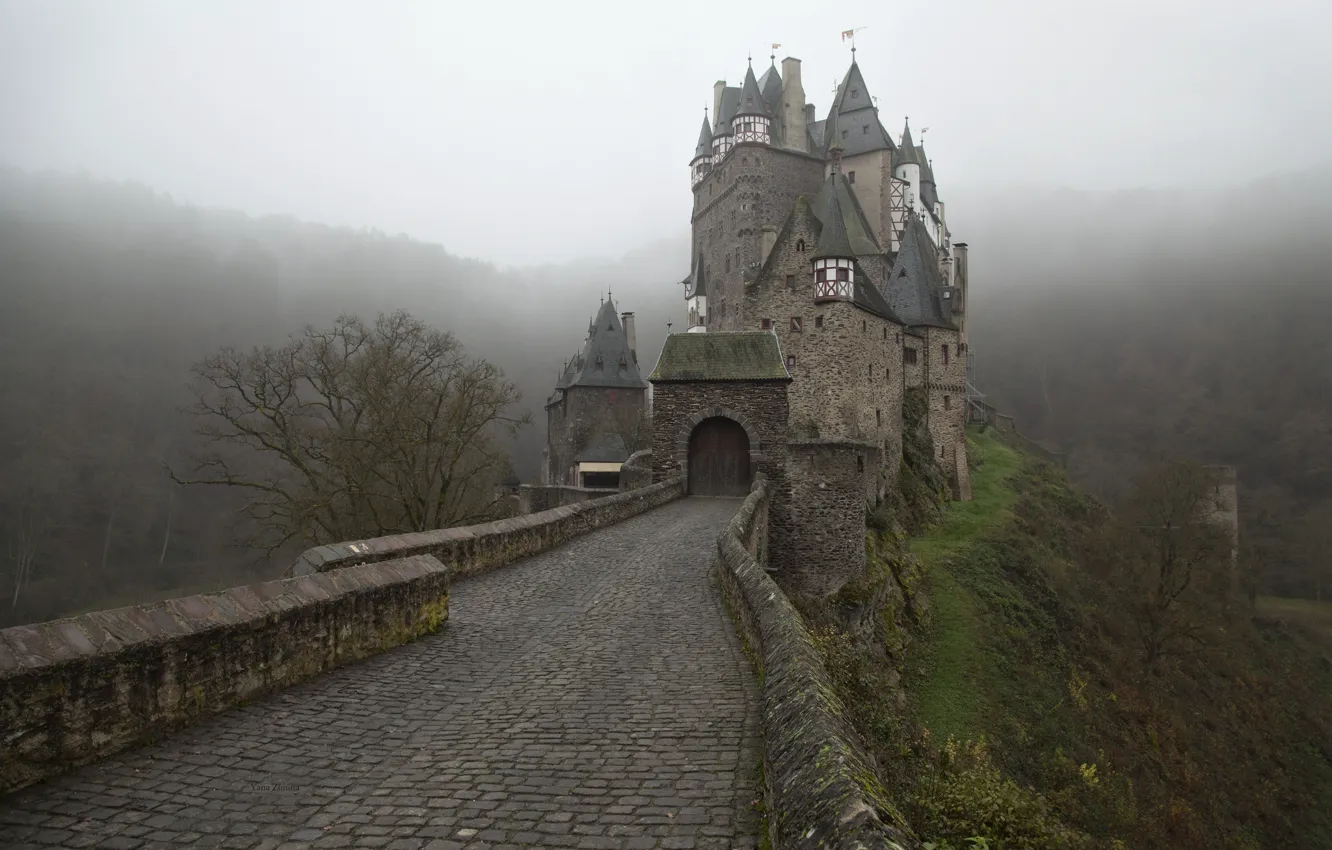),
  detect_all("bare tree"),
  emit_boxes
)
[1096,460,1234,674]
[174,312,529,553]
